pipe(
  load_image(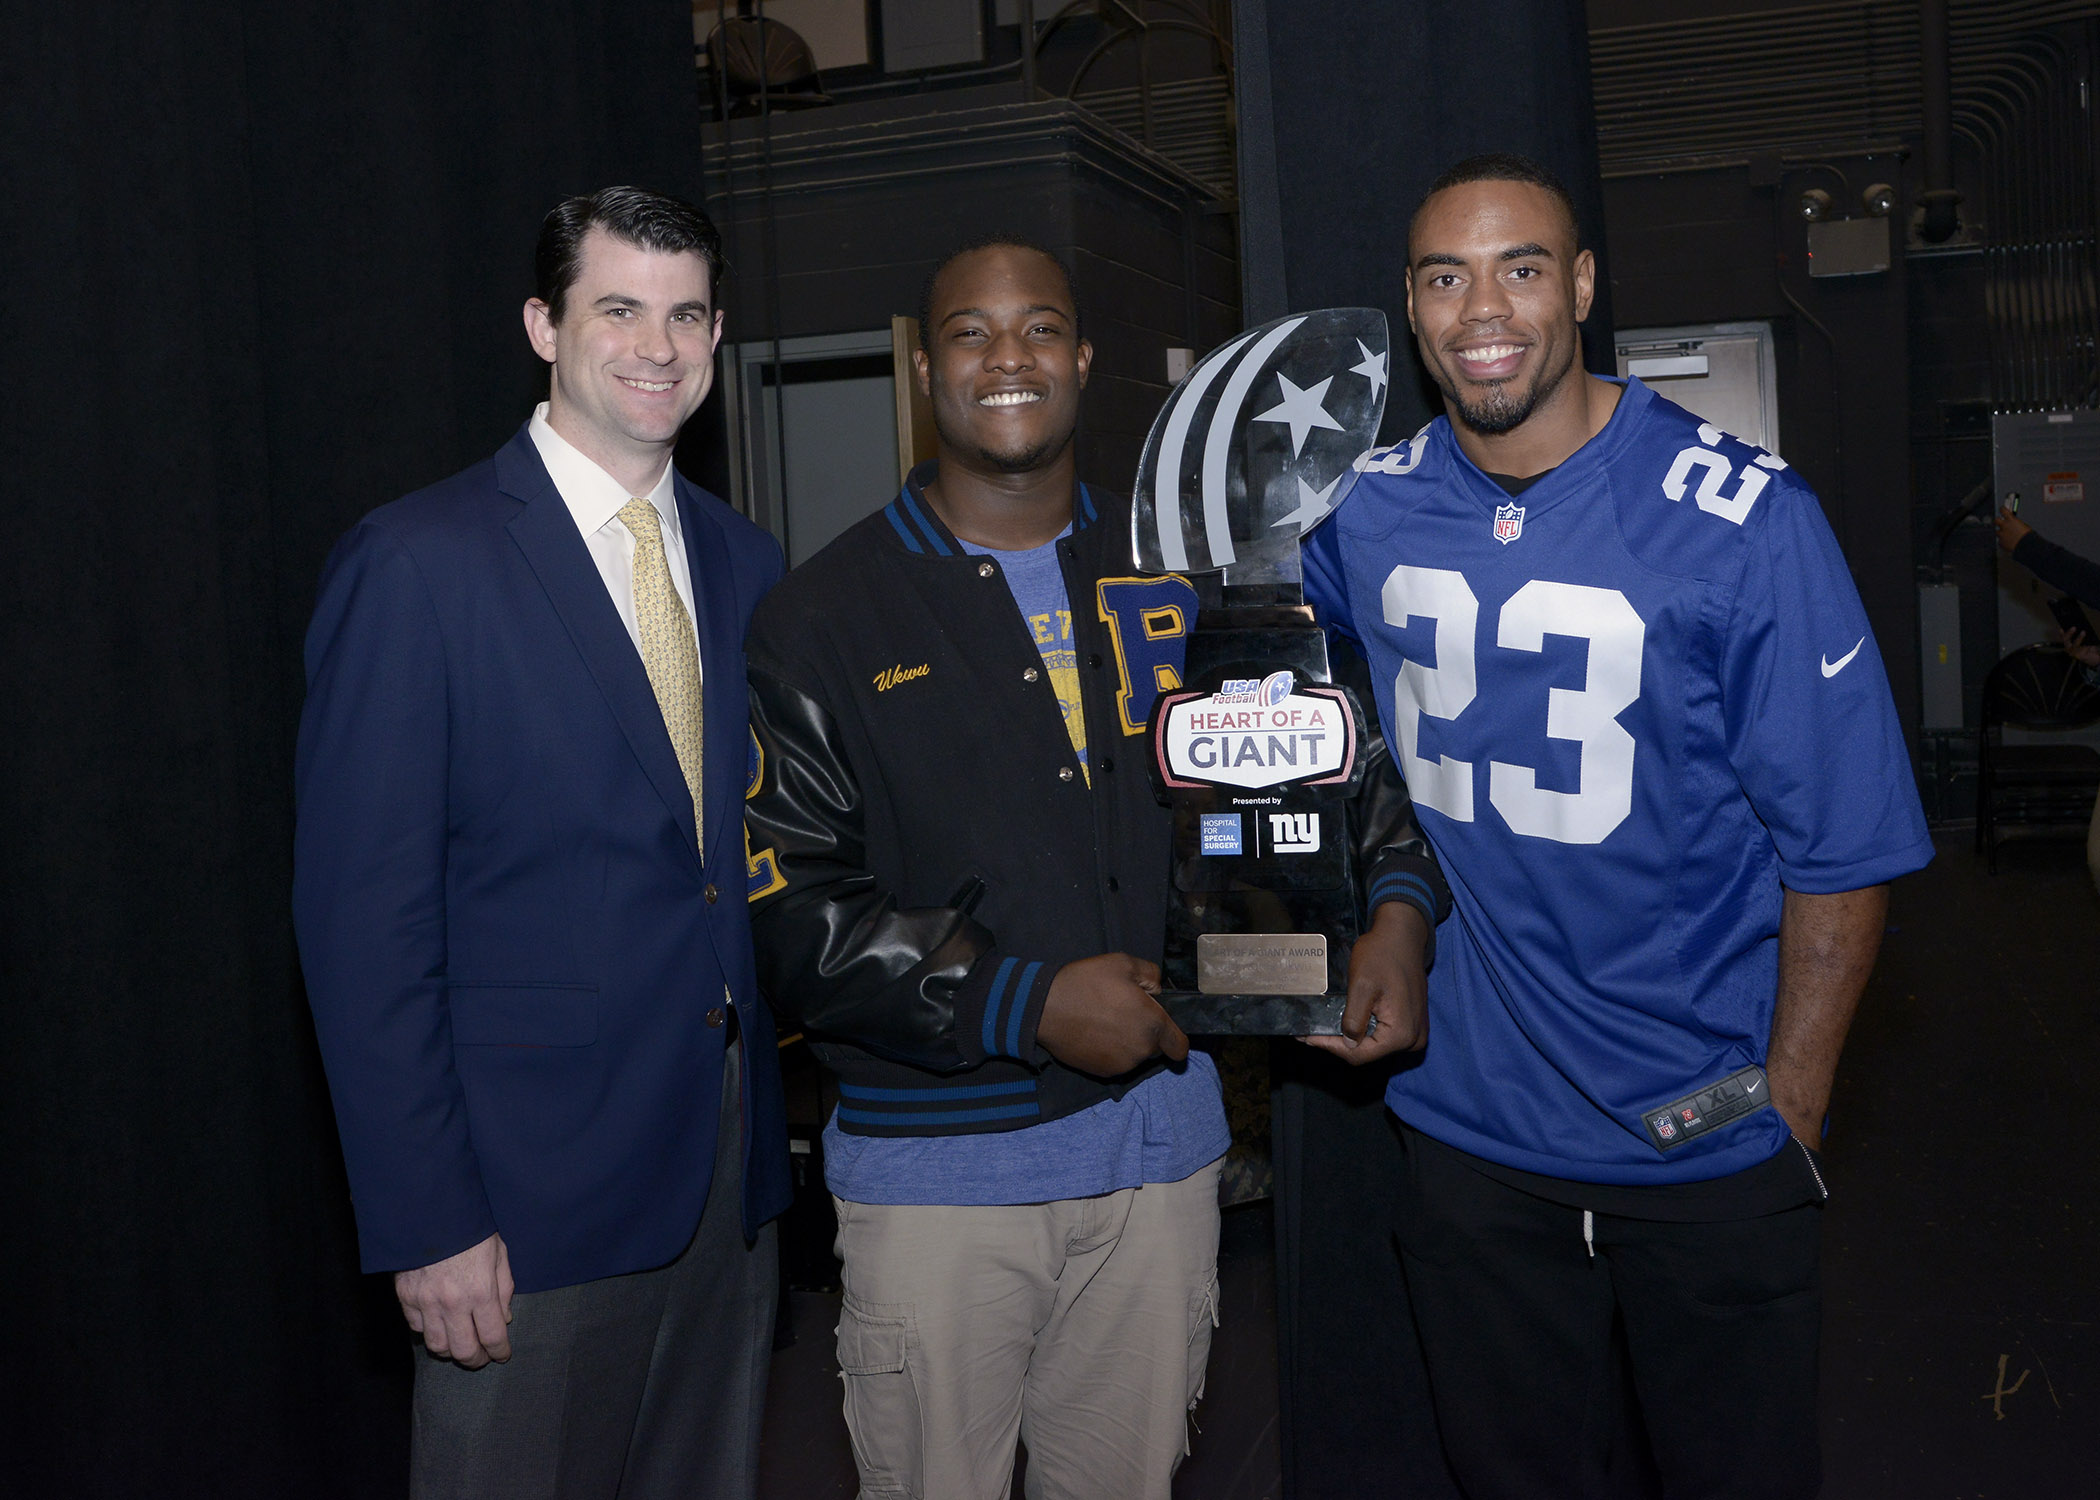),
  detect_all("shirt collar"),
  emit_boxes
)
[884,460,1097,558]
[528,402,679,542]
